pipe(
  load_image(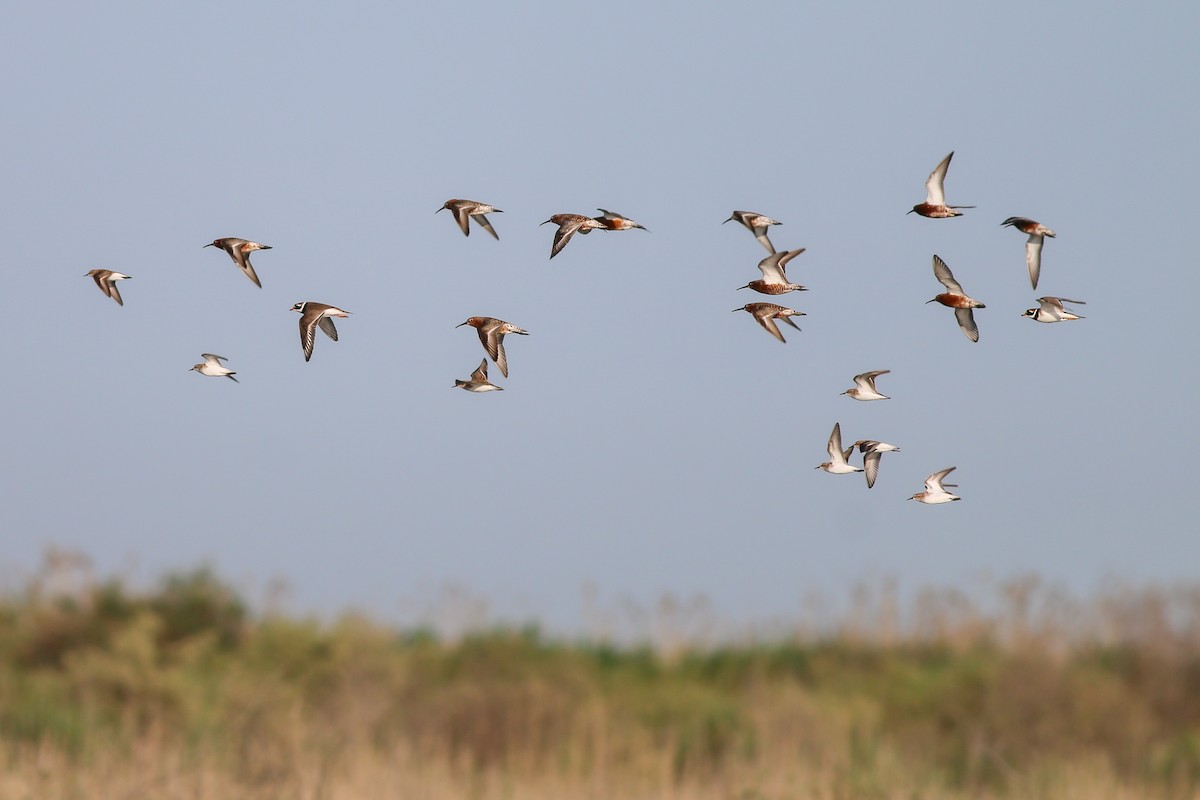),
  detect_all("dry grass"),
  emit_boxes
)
[2,549,1199,799]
